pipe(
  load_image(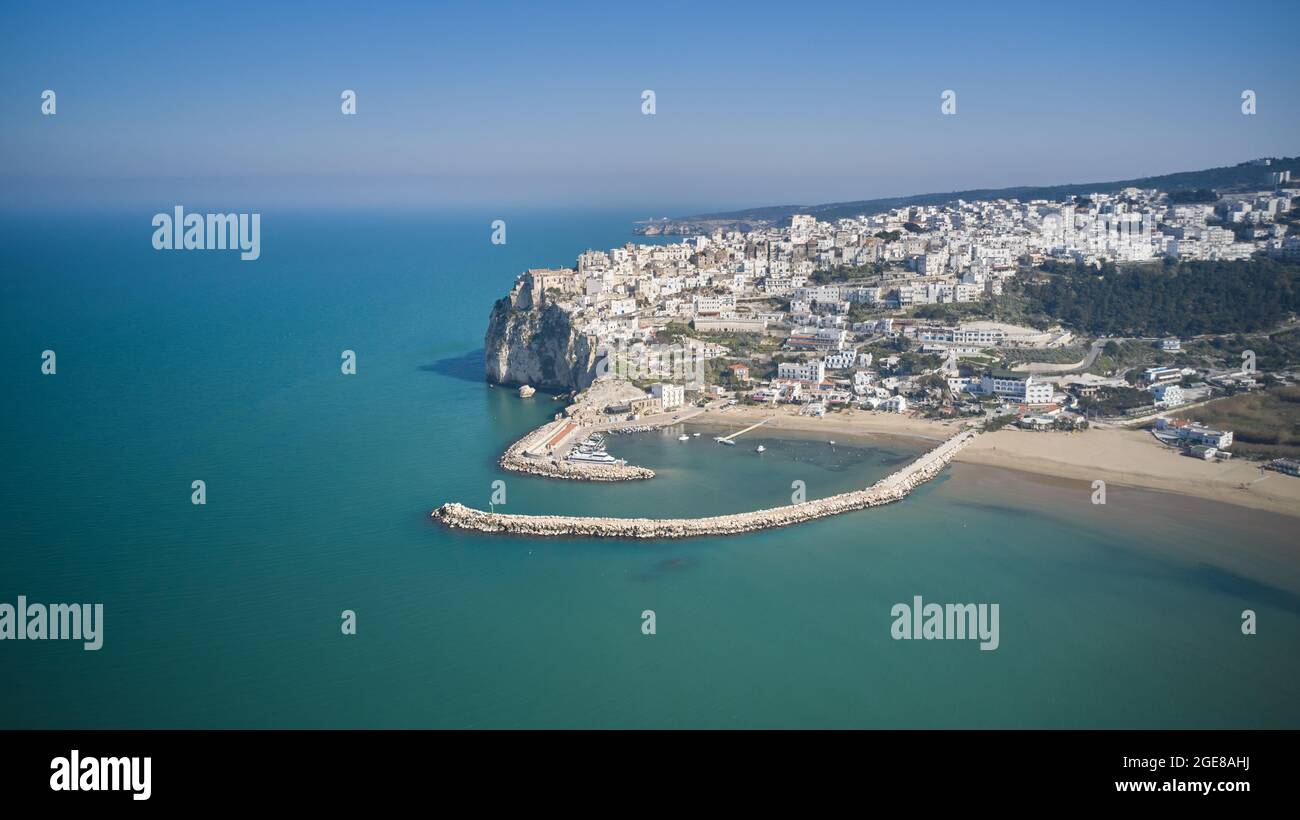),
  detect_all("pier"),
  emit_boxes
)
[716,418,769,443]
[433,430,978,539]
